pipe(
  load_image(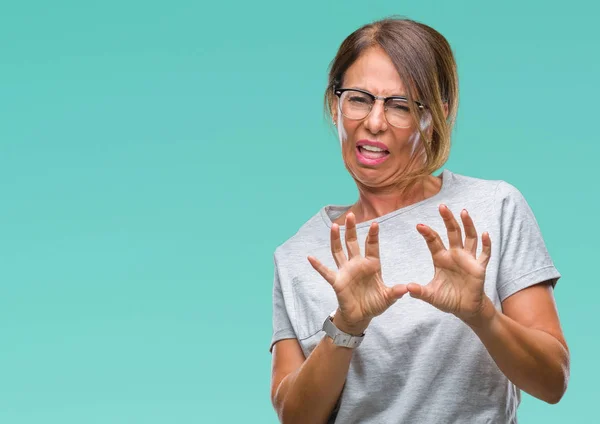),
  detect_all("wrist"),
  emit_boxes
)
[333,308,371,335]
[463,295,497,330]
